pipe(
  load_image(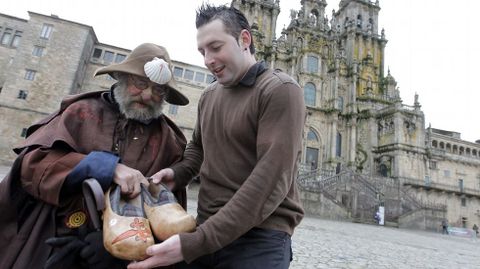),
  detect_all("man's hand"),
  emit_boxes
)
[127,235,183,269]
[150,168,175,190]
[113,163,149,198]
